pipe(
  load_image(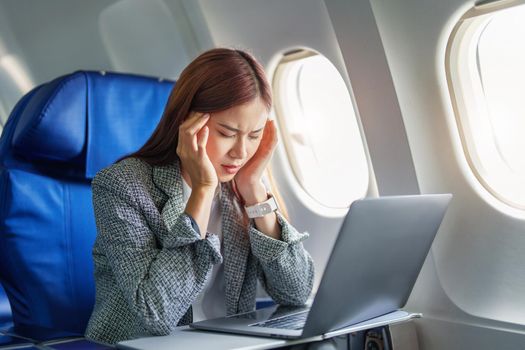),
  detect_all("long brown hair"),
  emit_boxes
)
[124,48,272,166]
[123,48,288,217]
